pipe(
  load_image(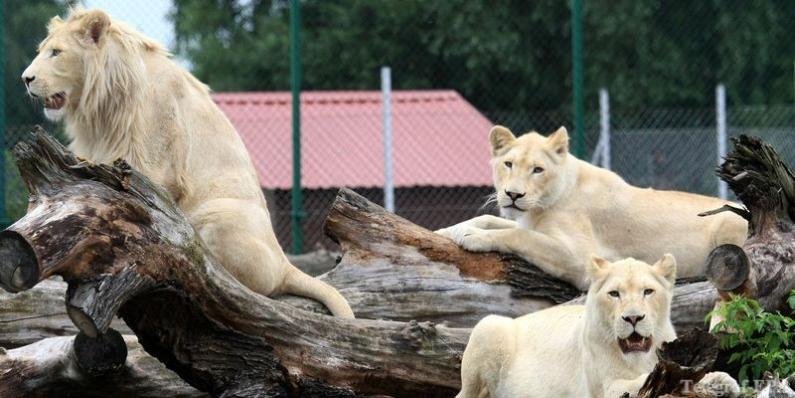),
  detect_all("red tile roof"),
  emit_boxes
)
[212,90,494,189]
